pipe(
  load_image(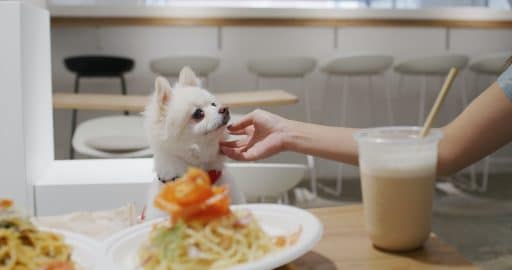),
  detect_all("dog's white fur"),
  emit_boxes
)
[144,67,244,220]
